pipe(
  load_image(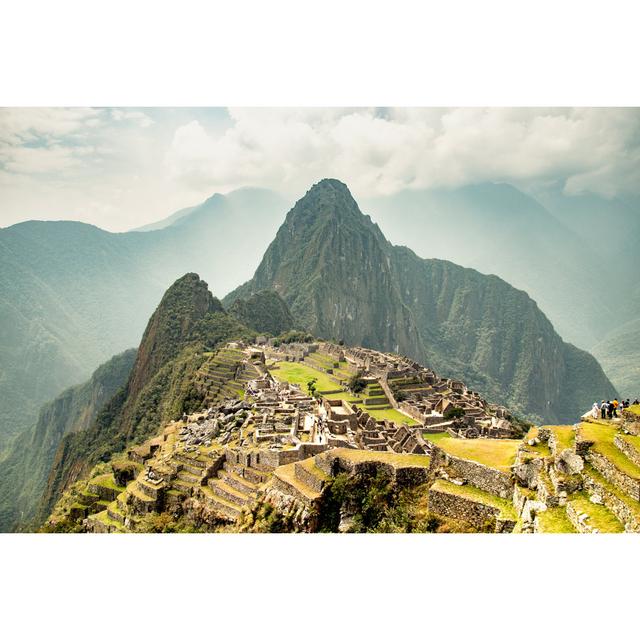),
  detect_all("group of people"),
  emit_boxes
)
[591,398,638,420]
